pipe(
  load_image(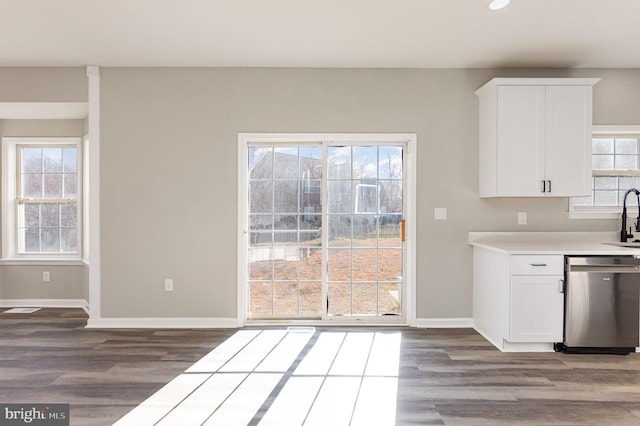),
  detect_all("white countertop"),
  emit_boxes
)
[468,231,640,255]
